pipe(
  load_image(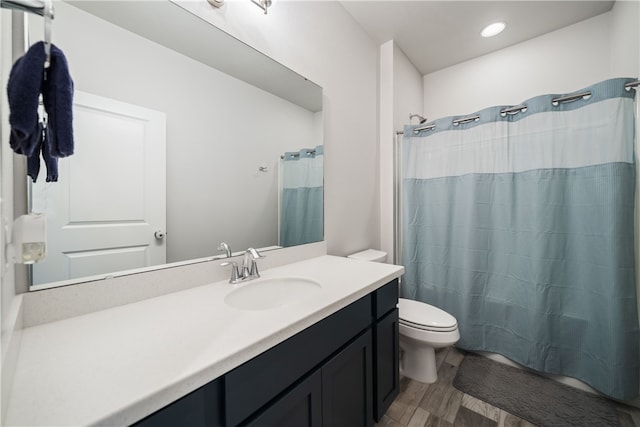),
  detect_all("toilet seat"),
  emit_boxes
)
[400,318,458,333]
[398,298,458,332]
